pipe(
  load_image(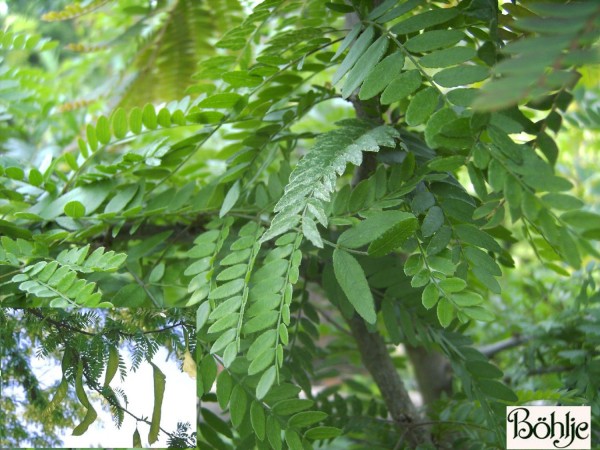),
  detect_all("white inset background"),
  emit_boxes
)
[30,346,196,448]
